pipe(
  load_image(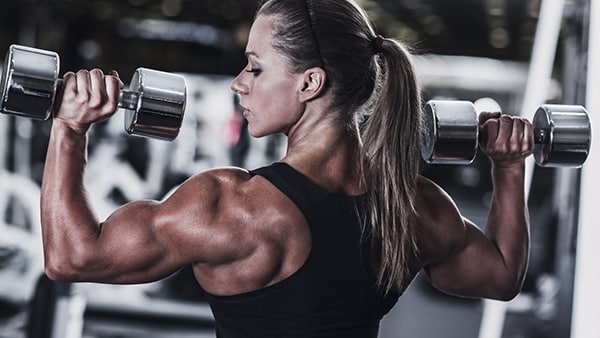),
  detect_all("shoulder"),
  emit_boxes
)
[177,166,291,211]
[415,175,460,220]
[165,166,284,224]
[166,167,263,206]
[161,165,306,259]
[164,166,310,294]
[414,175,467,266]
[182,166,254,190]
